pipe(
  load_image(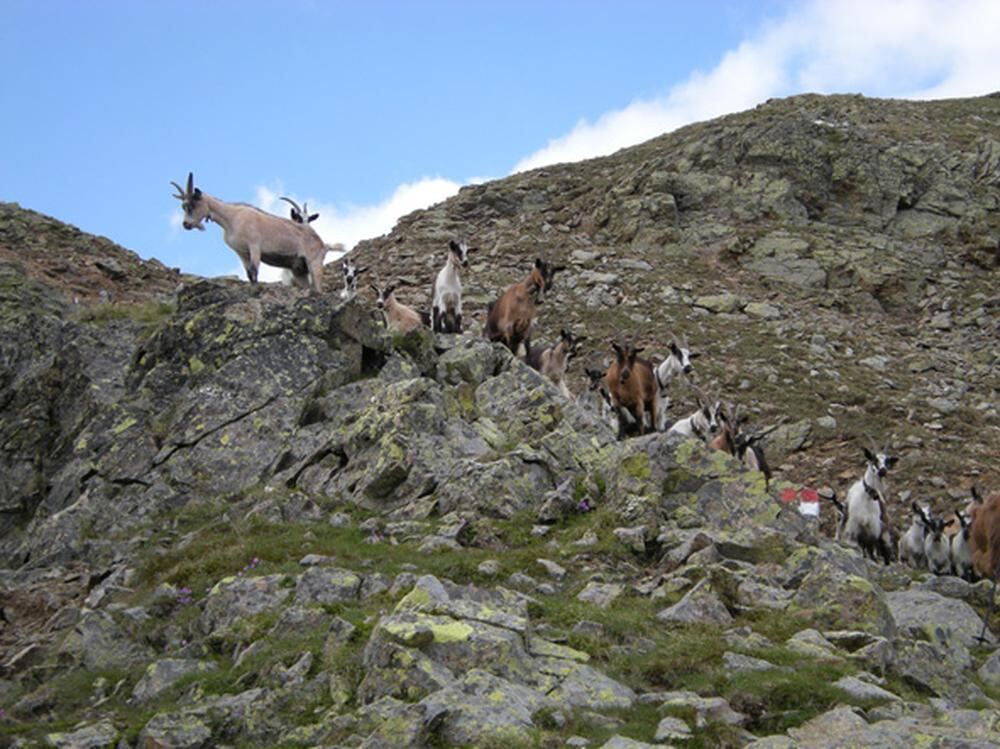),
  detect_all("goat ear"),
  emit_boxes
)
[449,240,460,252]
[535,258,545,269]
[357,266,368,275]
[610,341,623,356]
[863,447,876,463]
[309,212,319,222]
[885,455,899,467]
[669,342,680,355]
[688,351,702,359]
[633,346,645,355]
[193,188,202,200]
